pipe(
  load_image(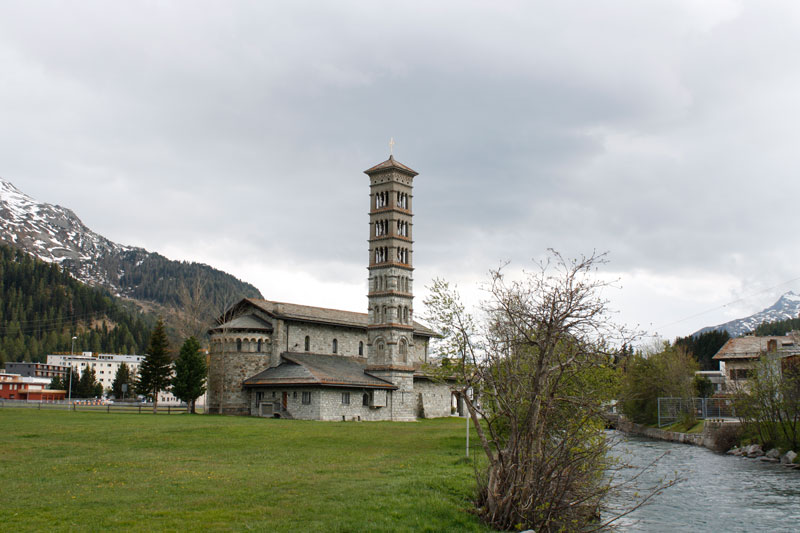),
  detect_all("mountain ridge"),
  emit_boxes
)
[692,291,800,338]
[0,177,262,322]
